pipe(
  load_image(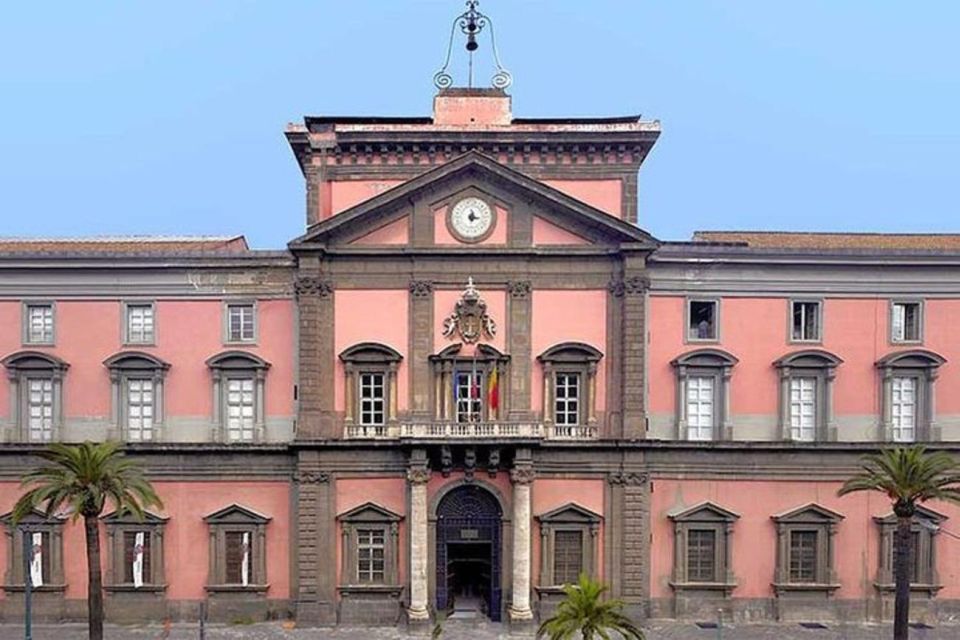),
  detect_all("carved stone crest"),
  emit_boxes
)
[442,278,497,344]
